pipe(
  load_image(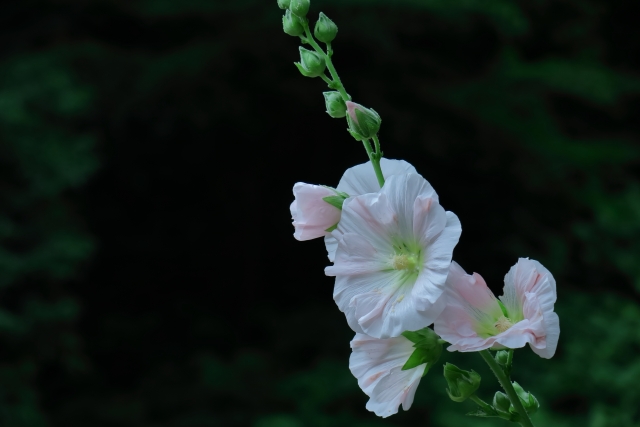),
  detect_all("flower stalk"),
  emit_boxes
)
[479,350,535,427]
